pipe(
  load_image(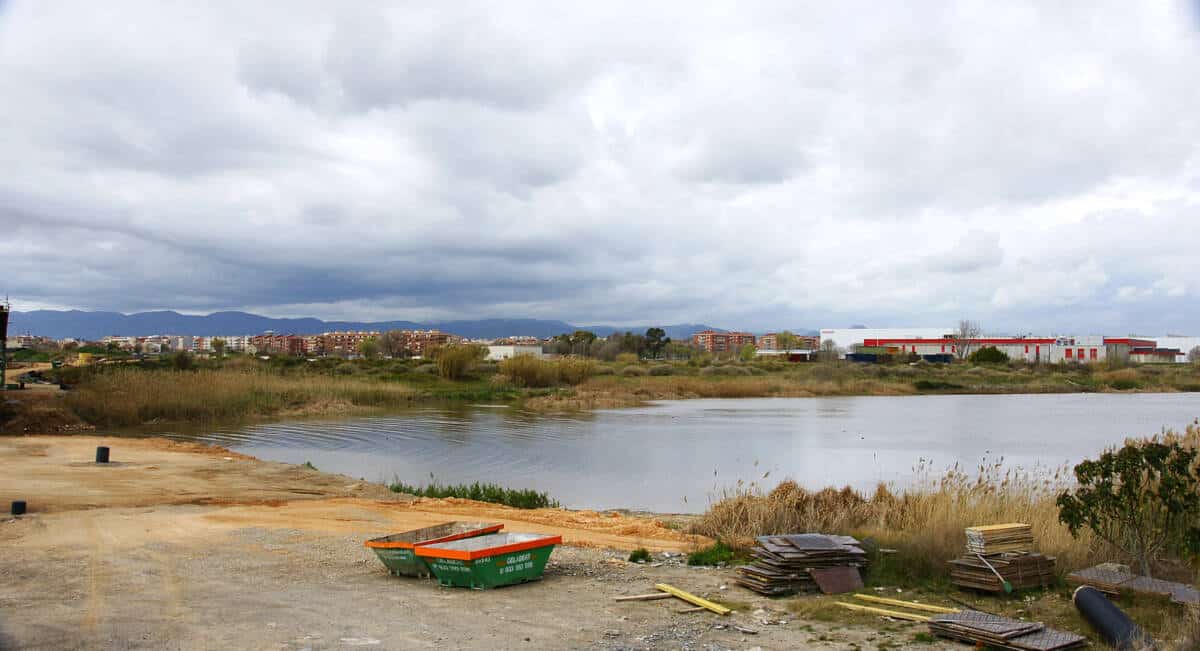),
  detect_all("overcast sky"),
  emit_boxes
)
[2,2,1199,333]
